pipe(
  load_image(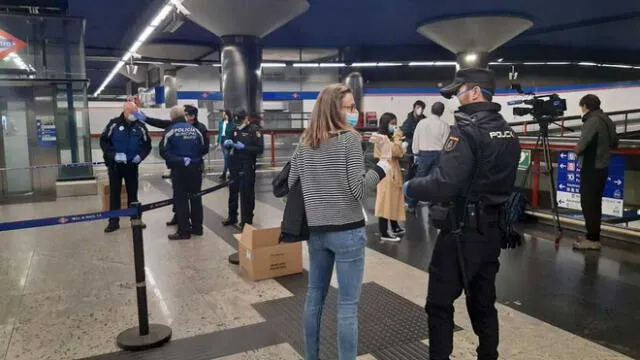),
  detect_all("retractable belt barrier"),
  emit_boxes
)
[0,181,229,352]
